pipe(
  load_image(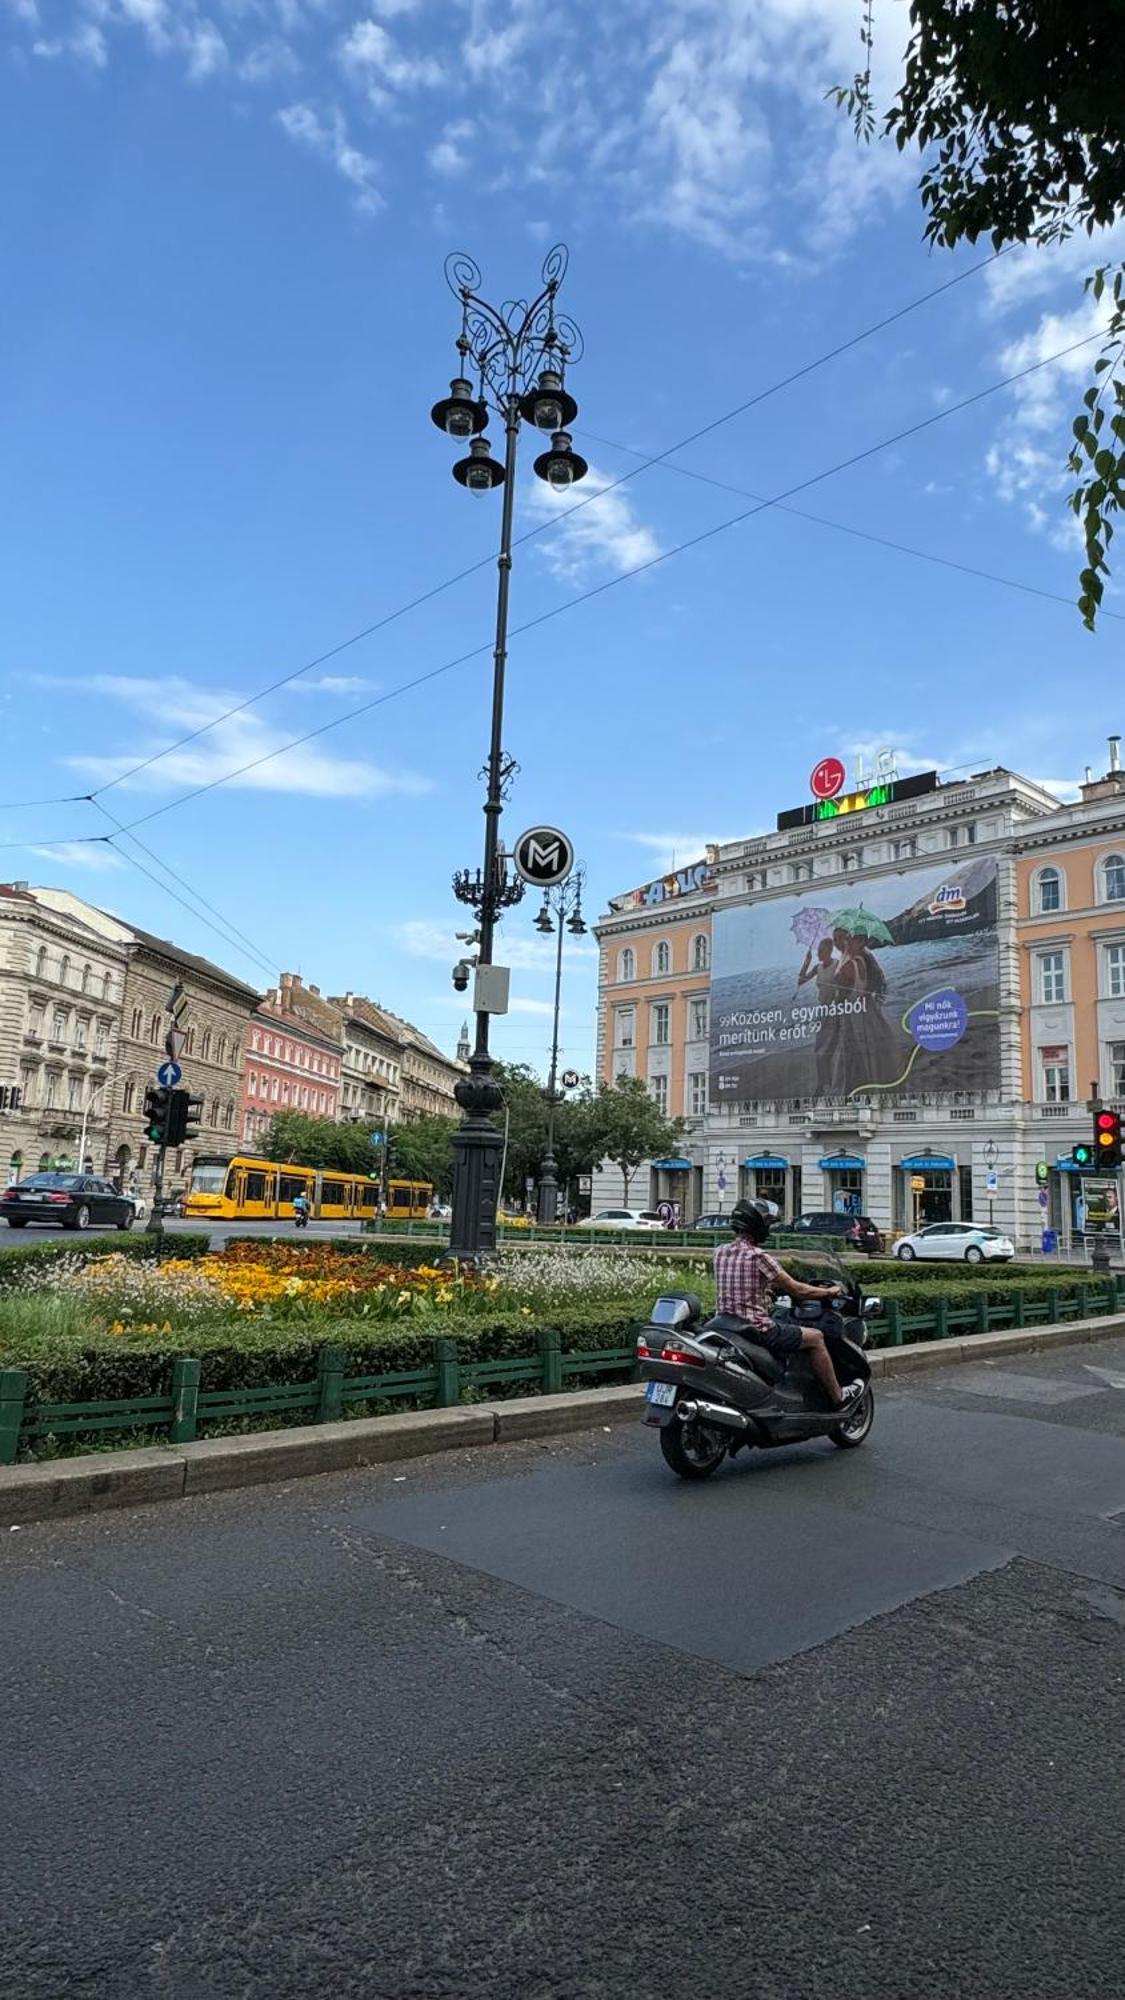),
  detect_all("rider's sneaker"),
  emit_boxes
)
[837,1381,865,1410]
